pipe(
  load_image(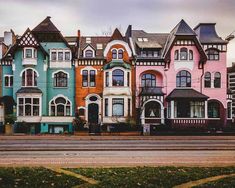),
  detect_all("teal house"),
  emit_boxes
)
[1,17,76,134]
